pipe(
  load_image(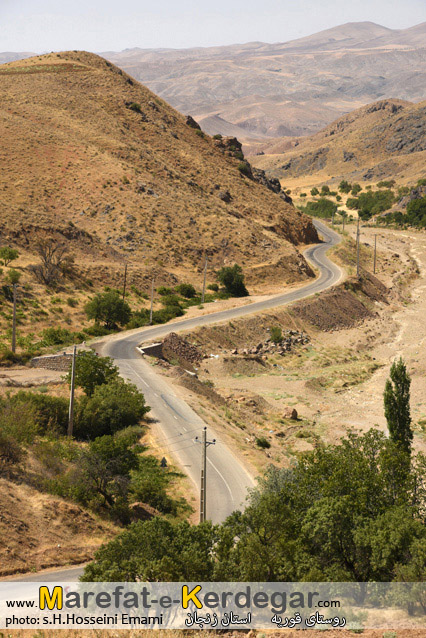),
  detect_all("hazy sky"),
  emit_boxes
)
[1,0,425,52]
